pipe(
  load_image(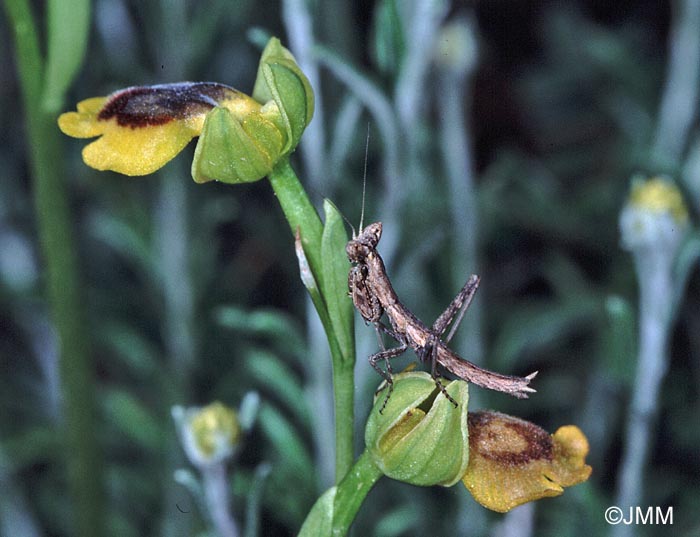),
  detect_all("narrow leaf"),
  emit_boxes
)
[43,0,91,112]
[320,200,355,363]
